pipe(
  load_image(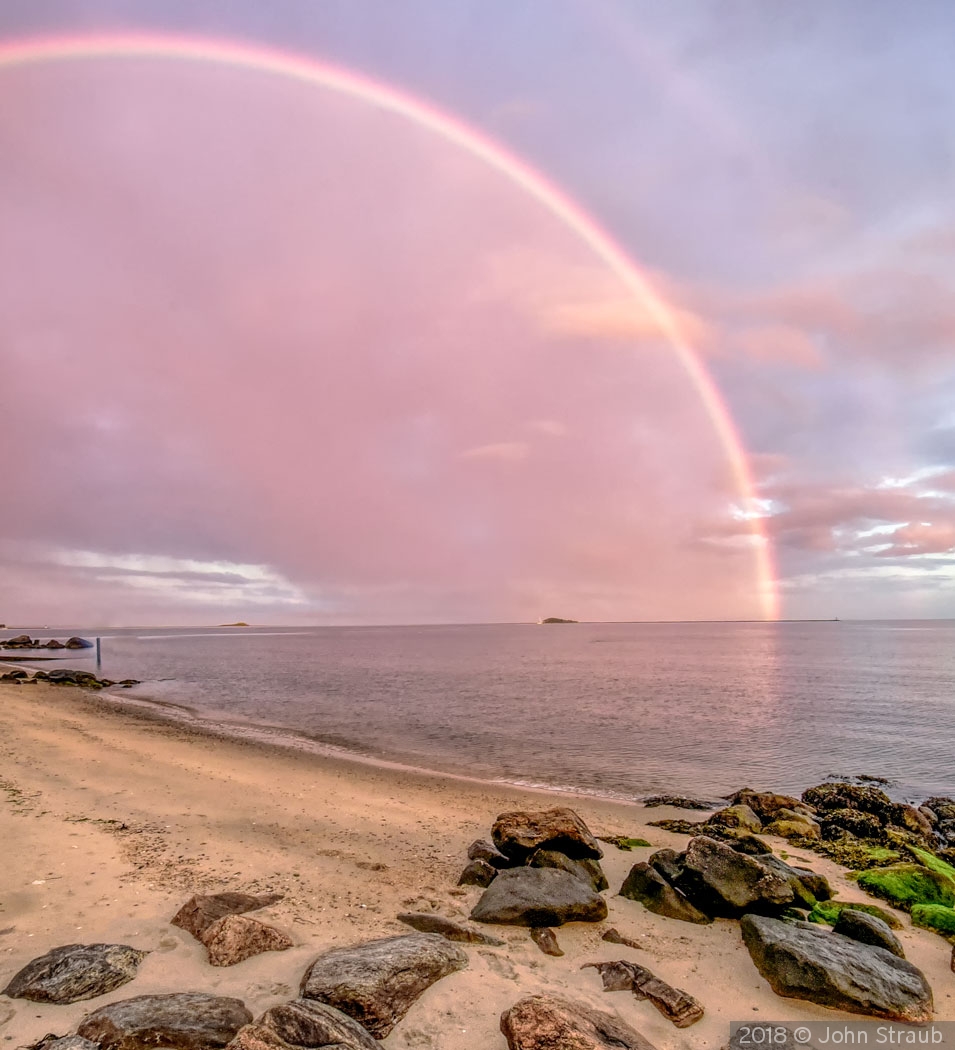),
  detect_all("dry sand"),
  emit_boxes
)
[1,679,952,1049]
